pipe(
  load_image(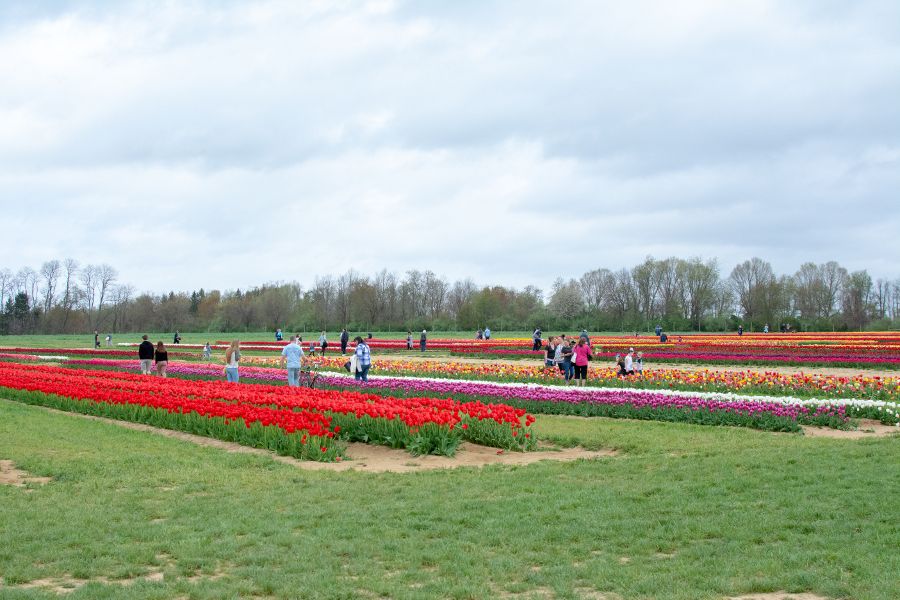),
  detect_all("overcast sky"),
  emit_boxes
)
[2,0,898,296]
